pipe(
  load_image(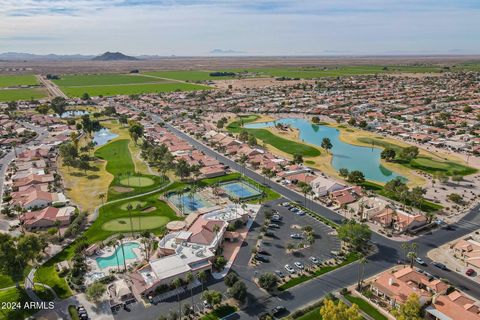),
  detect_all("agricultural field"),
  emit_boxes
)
[53,73,211,97]
[144,70,237,81]
[0,88,47,101]
[0,74,38,87]
[0,74,48,101]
